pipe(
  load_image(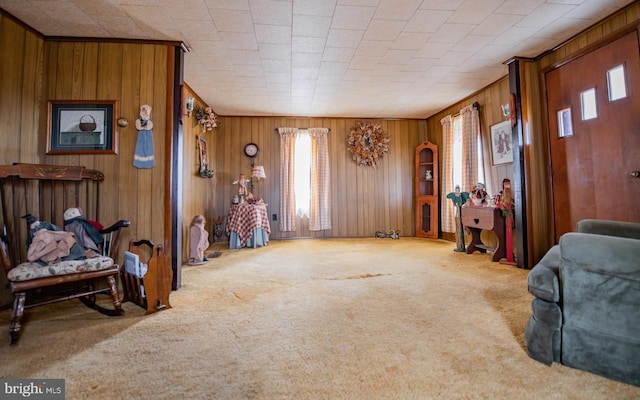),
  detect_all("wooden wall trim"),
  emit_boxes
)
[540,23,640,74]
